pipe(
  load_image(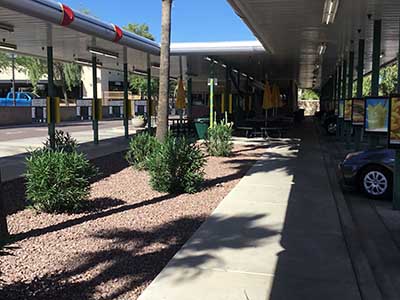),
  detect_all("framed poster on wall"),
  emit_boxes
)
[364,96,389,133]
[352,98,365,126]
[334,100,338,116]
[388,95,400,148]
[344,99,352,121]
[338,99,344,119]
